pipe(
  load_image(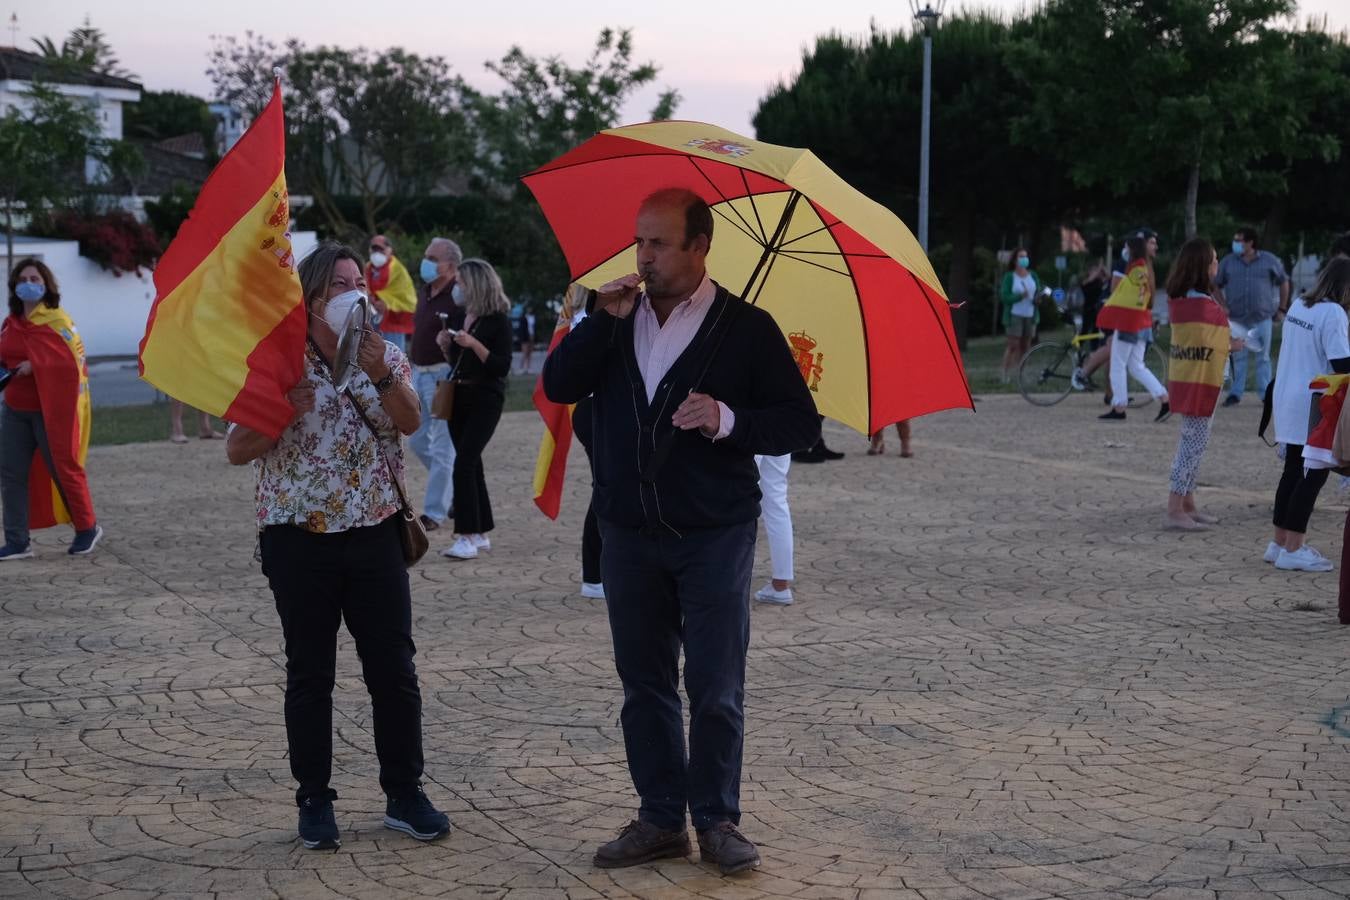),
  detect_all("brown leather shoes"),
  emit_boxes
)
[593,820,691,868]
[697,822,761,875]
